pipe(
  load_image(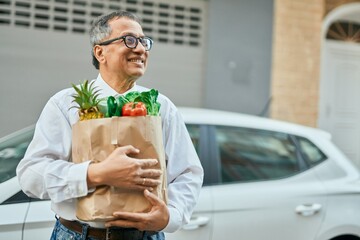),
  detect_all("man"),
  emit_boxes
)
[17,11,203,240]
